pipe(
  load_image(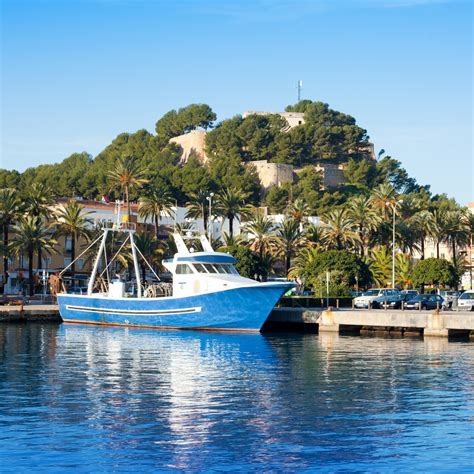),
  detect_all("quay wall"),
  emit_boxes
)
[2,305,474,338]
